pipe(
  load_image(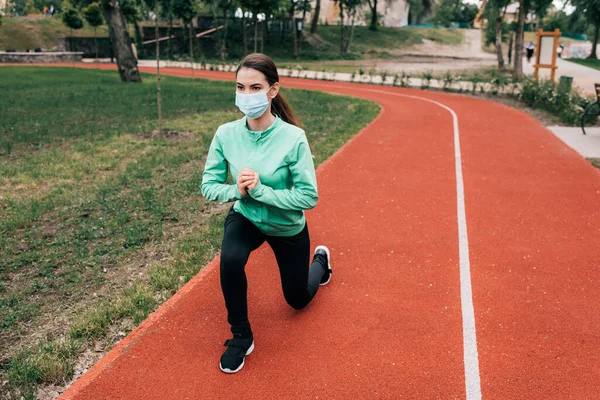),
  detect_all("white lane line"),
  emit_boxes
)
[294,82,483,399]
